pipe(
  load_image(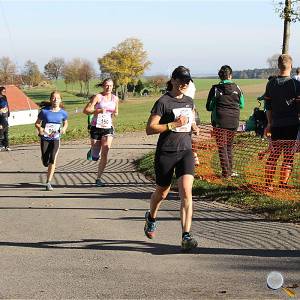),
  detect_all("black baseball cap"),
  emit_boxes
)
[171,66,192,84]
